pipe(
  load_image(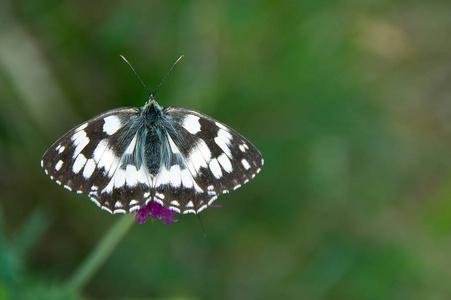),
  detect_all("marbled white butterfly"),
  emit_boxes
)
[41,56,263,217]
